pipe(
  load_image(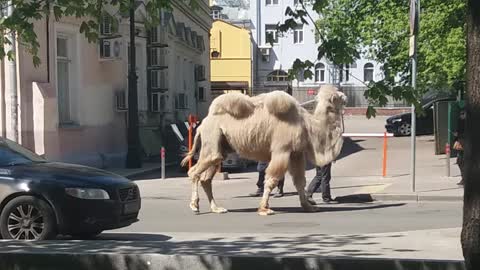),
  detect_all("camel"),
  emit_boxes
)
[181,84,347,216]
